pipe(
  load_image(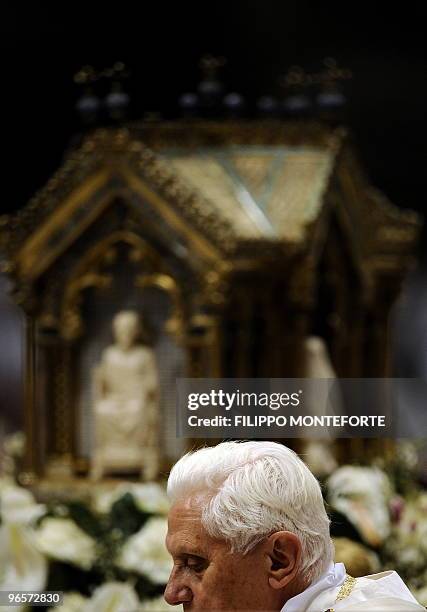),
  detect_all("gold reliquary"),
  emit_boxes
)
[0,120,420,482]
